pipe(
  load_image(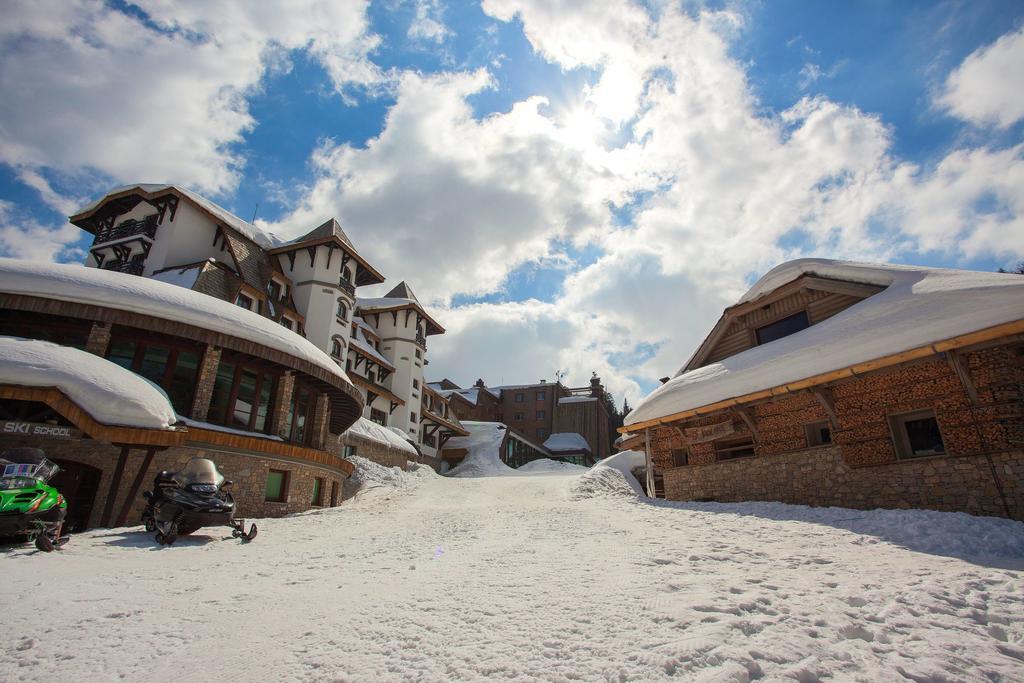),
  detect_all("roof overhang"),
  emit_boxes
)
[267,237,385,287]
